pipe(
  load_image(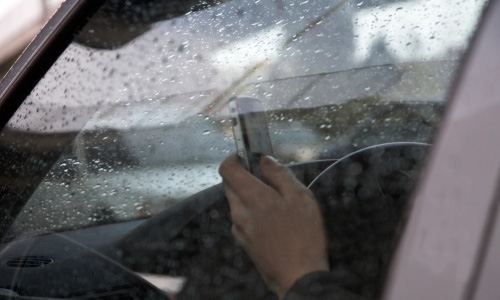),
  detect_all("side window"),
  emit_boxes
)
[5,0,487,239]
[0,0,489,299]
